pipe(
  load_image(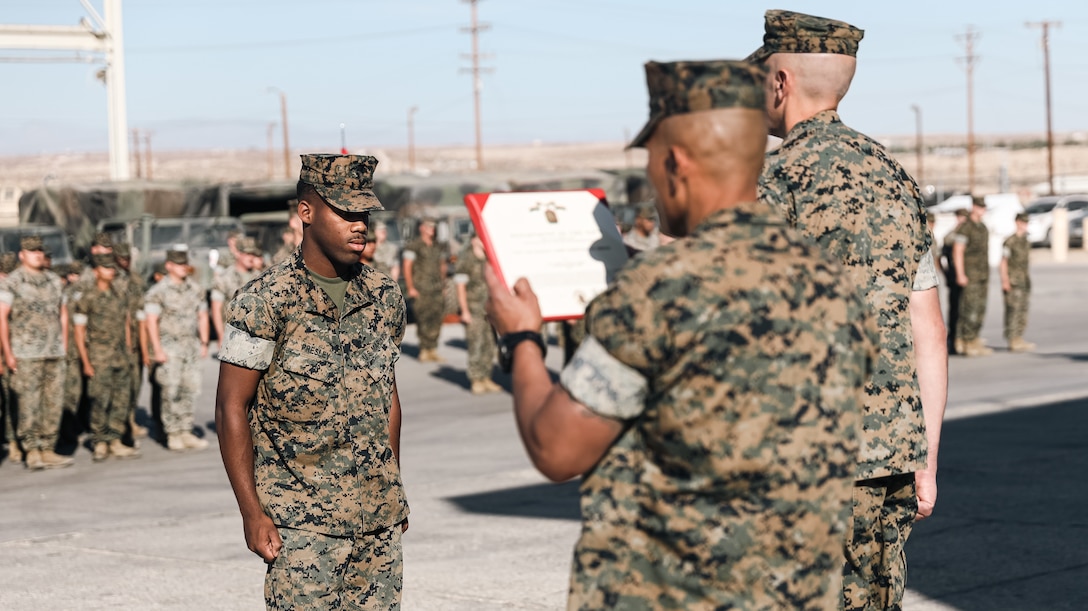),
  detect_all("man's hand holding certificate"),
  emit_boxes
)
[464,190,629,321]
